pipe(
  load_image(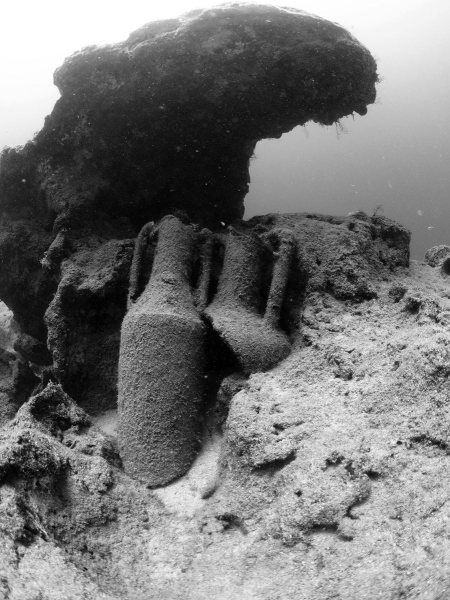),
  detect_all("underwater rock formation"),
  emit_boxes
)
[0,383,118,547]
[0,5,418,595]
[0,3,377,230]
[0,3,378,372]
[425,244,450,277]
[44,238,134,413]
